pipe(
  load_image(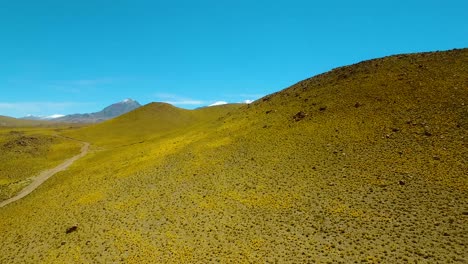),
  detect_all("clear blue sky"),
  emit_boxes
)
[1,0,467,117]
